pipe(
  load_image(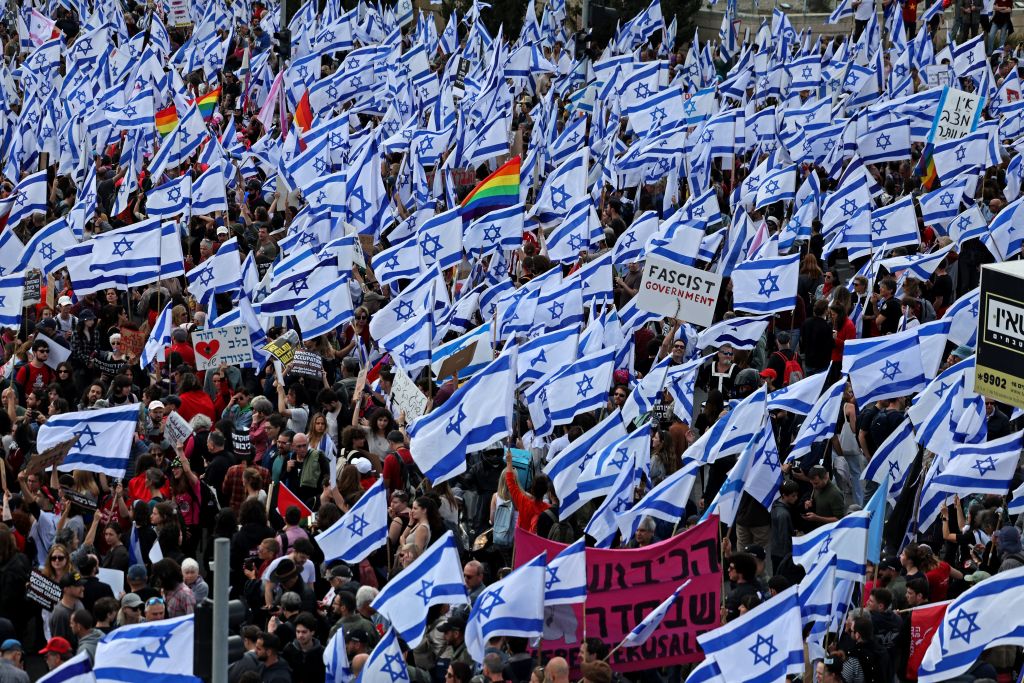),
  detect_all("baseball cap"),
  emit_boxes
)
[127,564,148,582]
[351,457,372,474]
[58,296,73,307]
[759,368,777,381]
[121,593,144,609]
[0,639,22,653]
[148,400,165,411]
[39,637,72,655]
[437,616,467,632]
[964,570,992,584]
[216,226,229,236]
[346,629,371,644]
[59,574,85,589]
